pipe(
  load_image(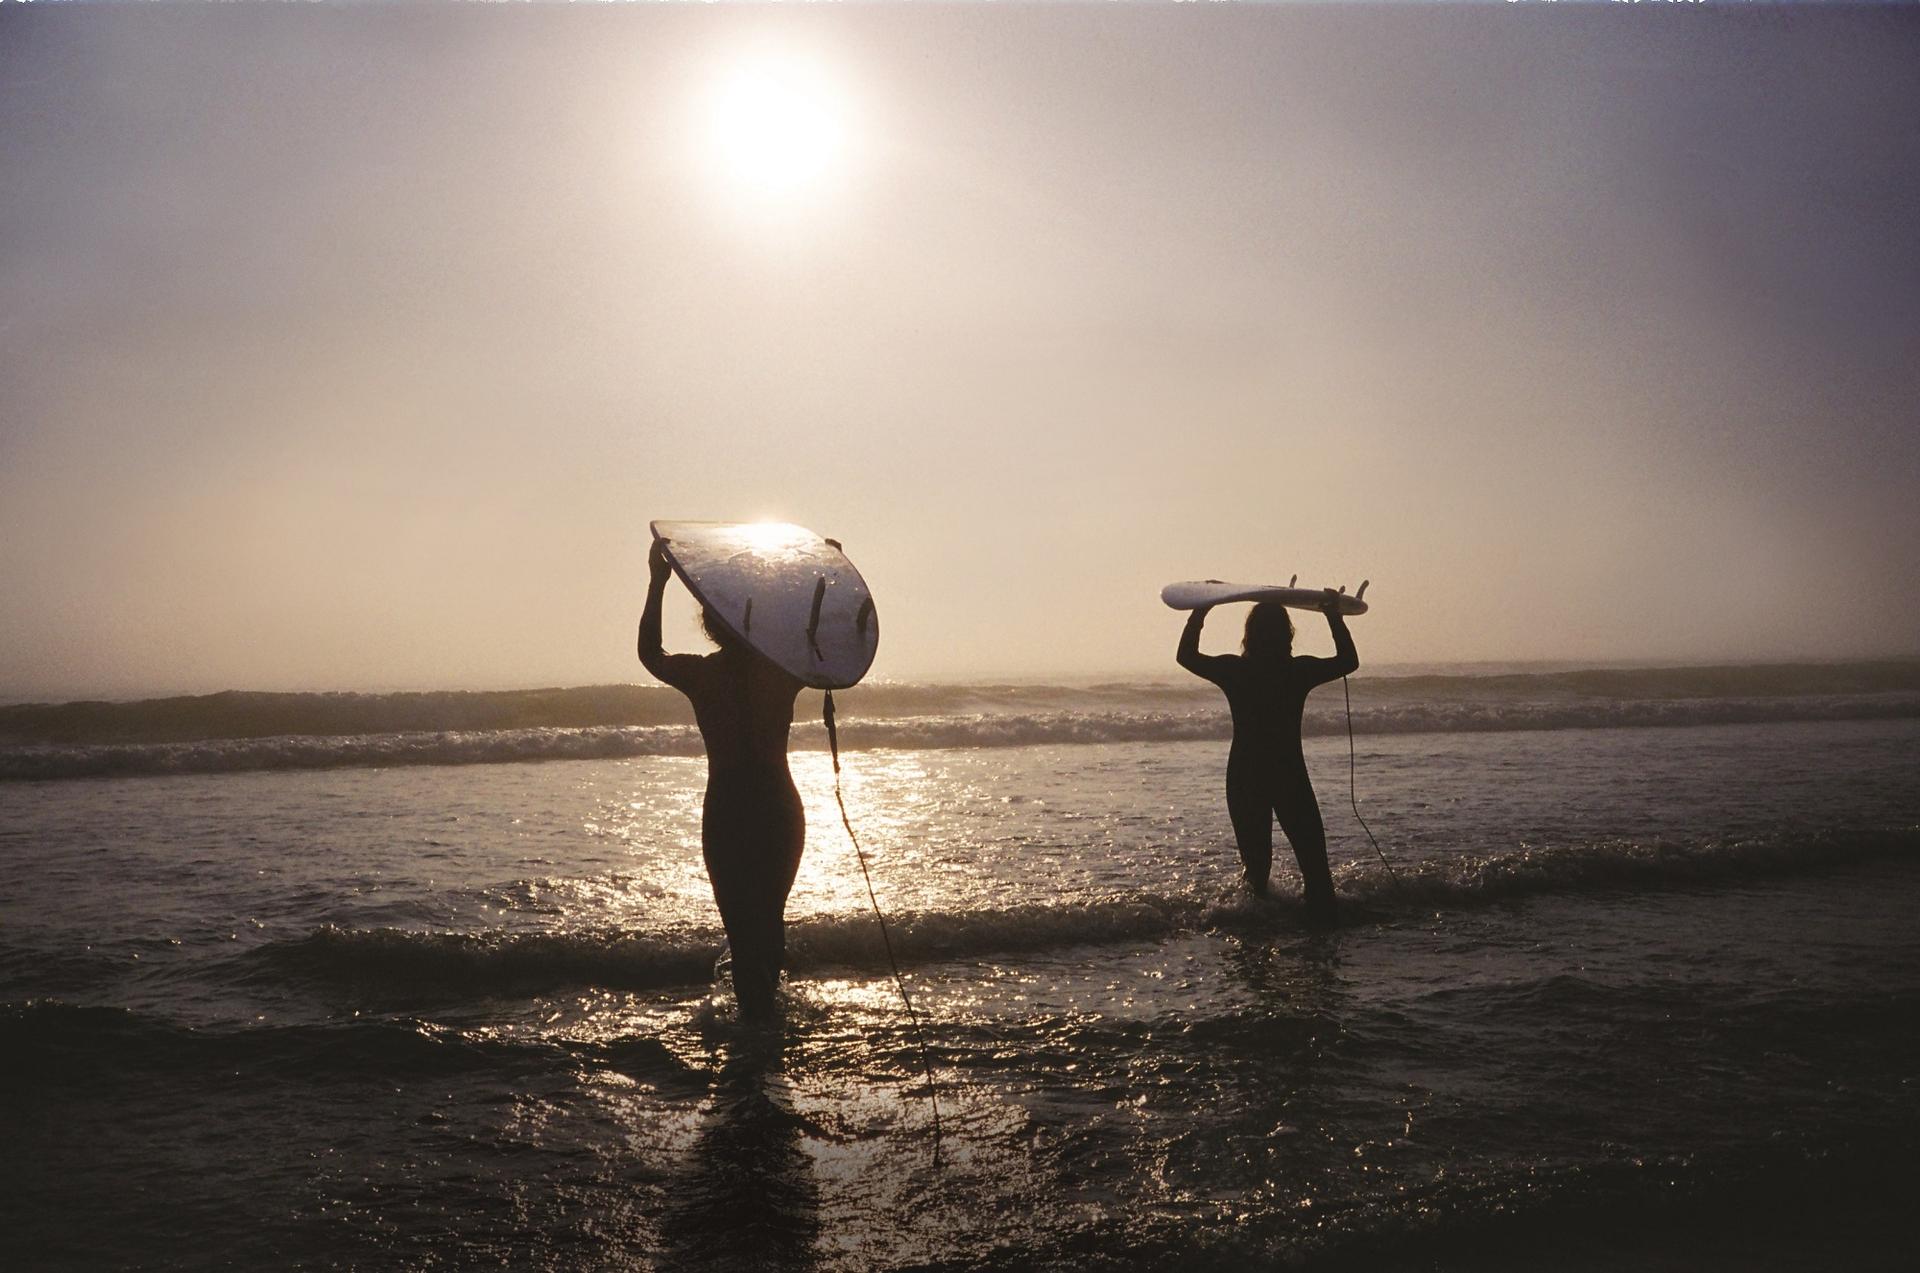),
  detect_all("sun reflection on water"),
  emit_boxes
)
[788,749,934,920]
